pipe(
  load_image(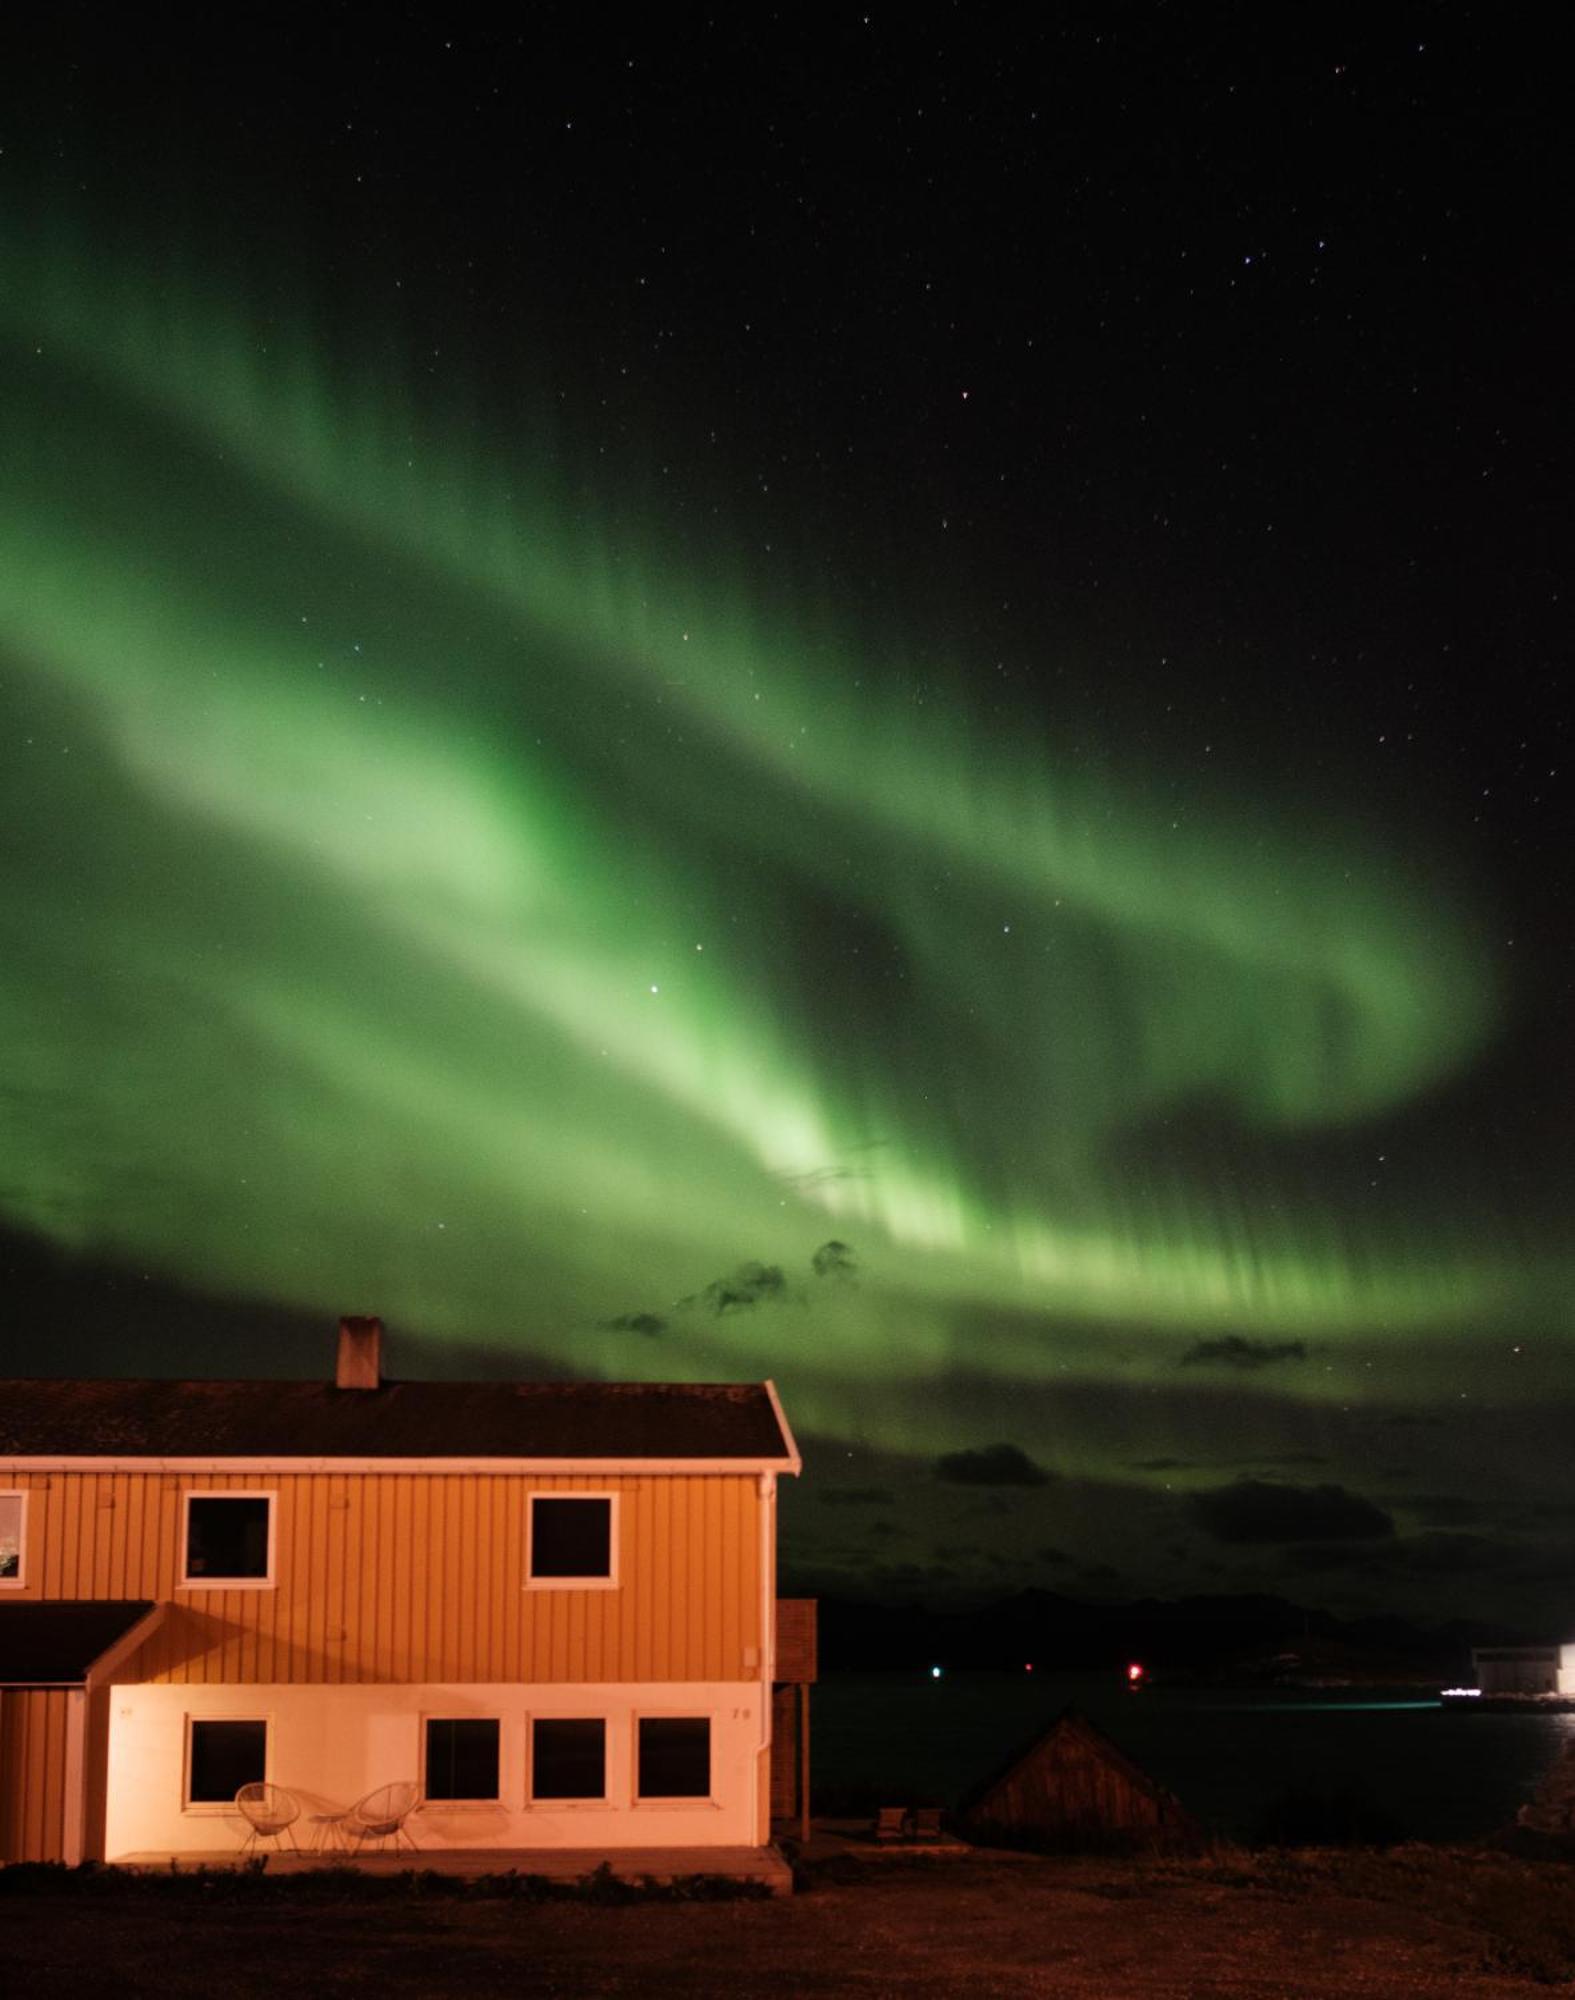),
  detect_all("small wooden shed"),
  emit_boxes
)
[959,1706,1203,1854]
[770,1597,817,1842]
